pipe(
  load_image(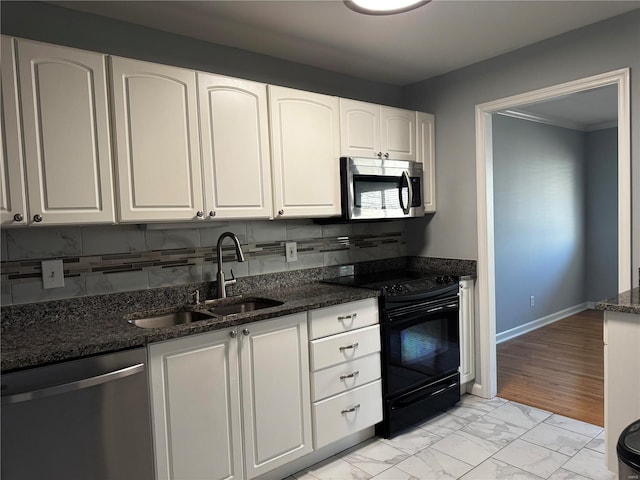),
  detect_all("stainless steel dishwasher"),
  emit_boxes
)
[1,347,154,480]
